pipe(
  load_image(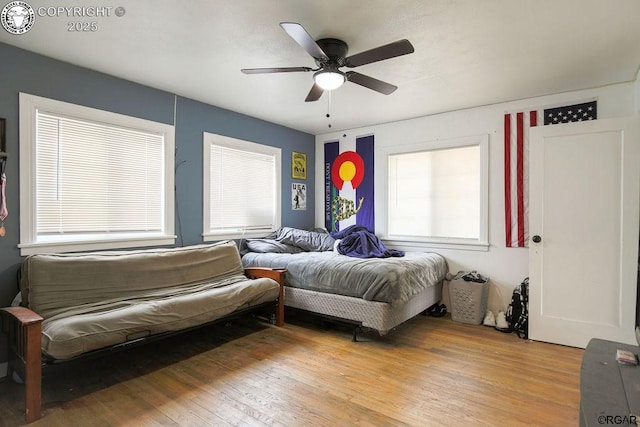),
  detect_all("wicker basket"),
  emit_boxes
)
[448,276,489,325]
